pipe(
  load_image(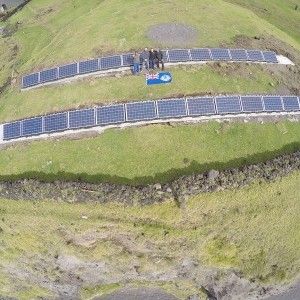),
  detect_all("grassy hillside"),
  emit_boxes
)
[226,0,300,45]
[1,121,300,185]
[6,0,299,72]
[1,171,300,298]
